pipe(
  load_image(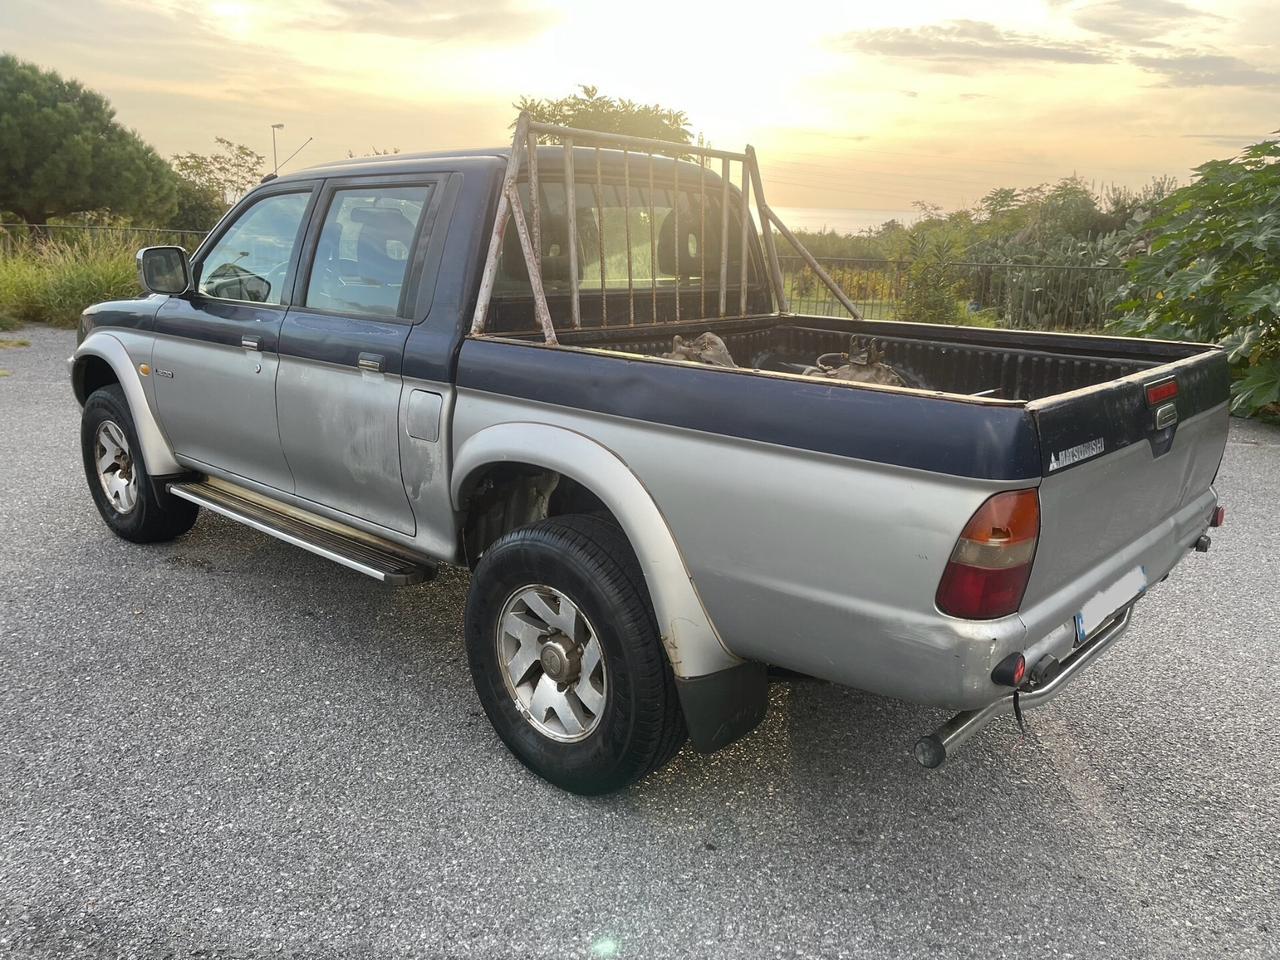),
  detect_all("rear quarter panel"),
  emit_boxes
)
[453,339,1046,708]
